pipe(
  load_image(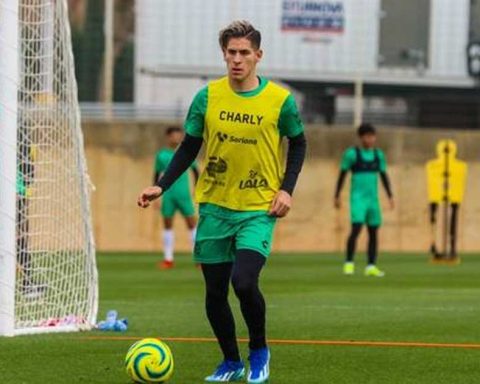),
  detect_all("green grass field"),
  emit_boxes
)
[1,252,479,384]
